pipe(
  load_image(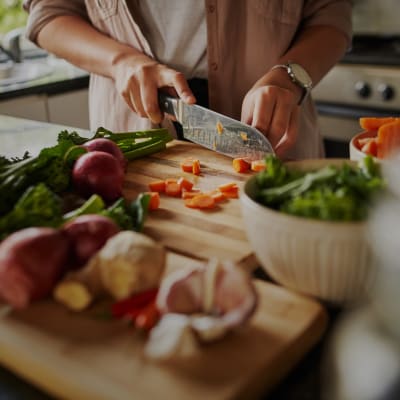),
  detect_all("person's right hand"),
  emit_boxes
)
[111,53,196,124]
